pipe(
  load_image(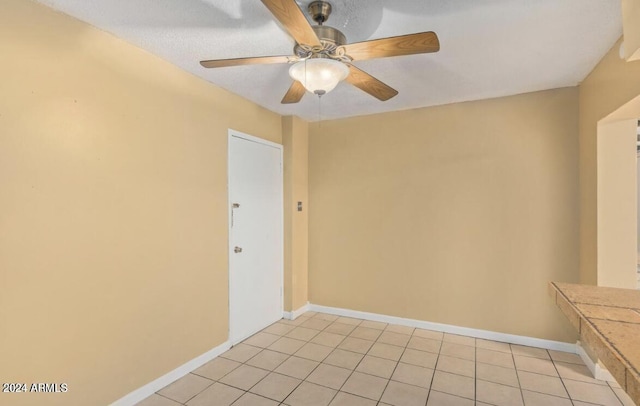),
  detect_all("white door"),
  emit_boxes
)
[228,130,283,344]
